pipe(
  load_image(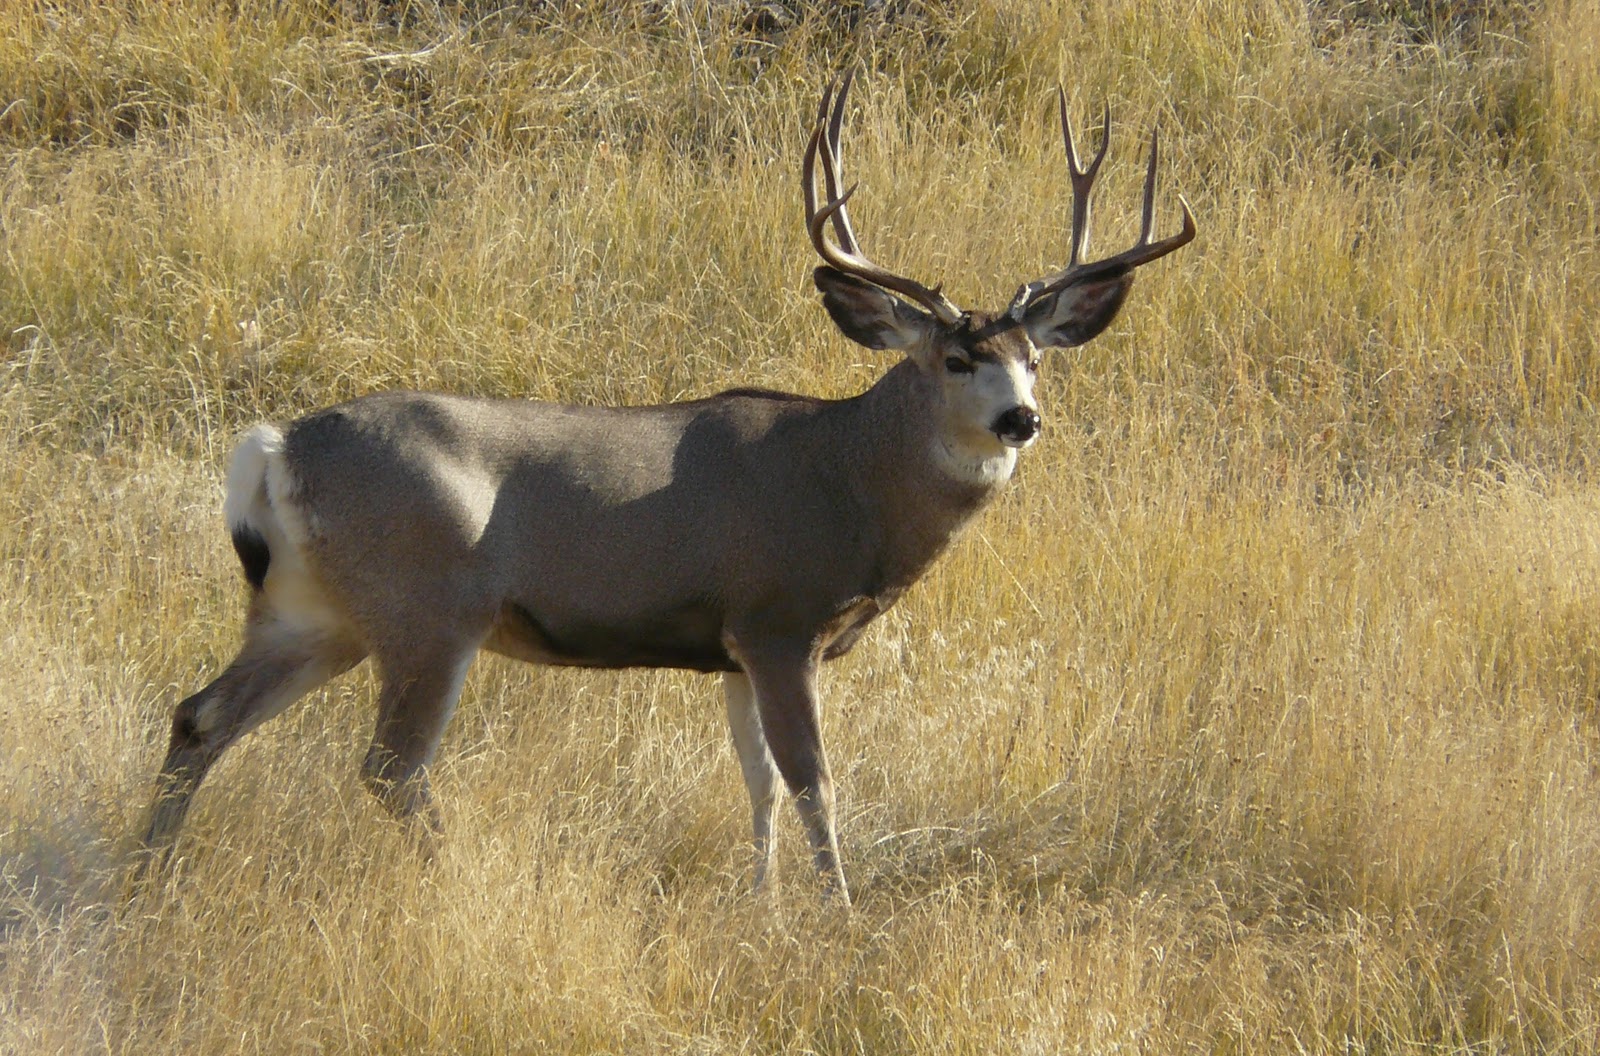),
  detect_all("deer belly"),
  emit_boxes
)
[486,600,736,673]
